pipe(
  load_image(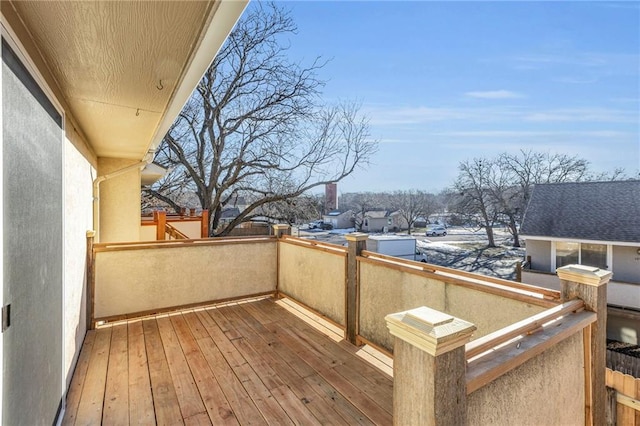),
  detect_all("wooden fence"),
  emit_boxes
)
[607,368,640,425]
